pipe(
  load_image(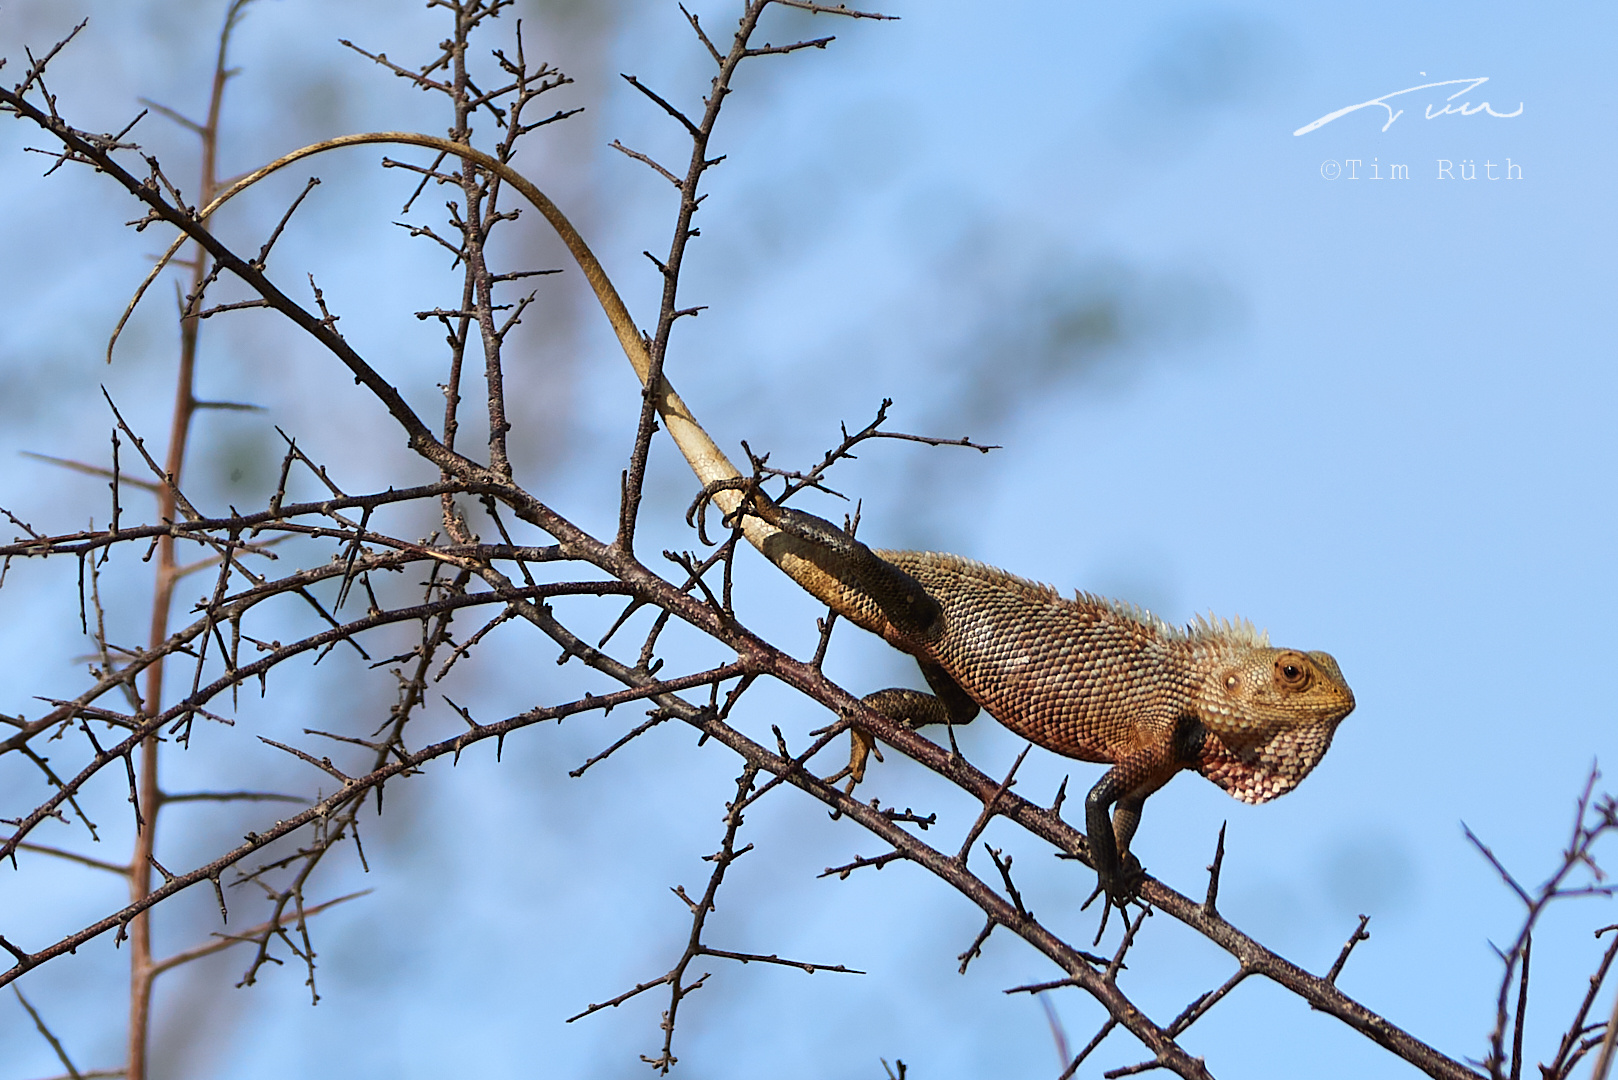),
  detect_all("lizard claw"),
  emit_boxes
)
[685,476,763,546]
[819,726,883,820]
